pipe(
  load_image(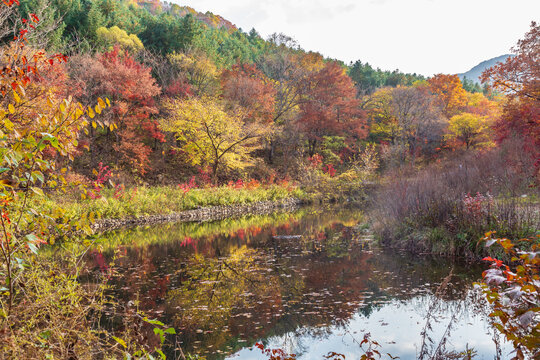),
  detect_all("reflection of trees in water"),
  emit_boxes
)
[86,207,493,359]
